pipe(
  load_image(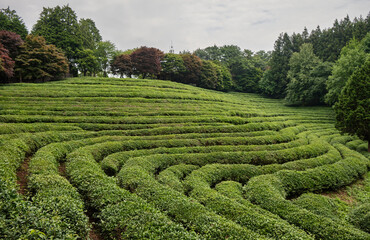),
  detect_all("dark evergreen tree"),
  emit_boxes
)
[0,7,28,39]
[334,56,370,151]
[259,33,293,98]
